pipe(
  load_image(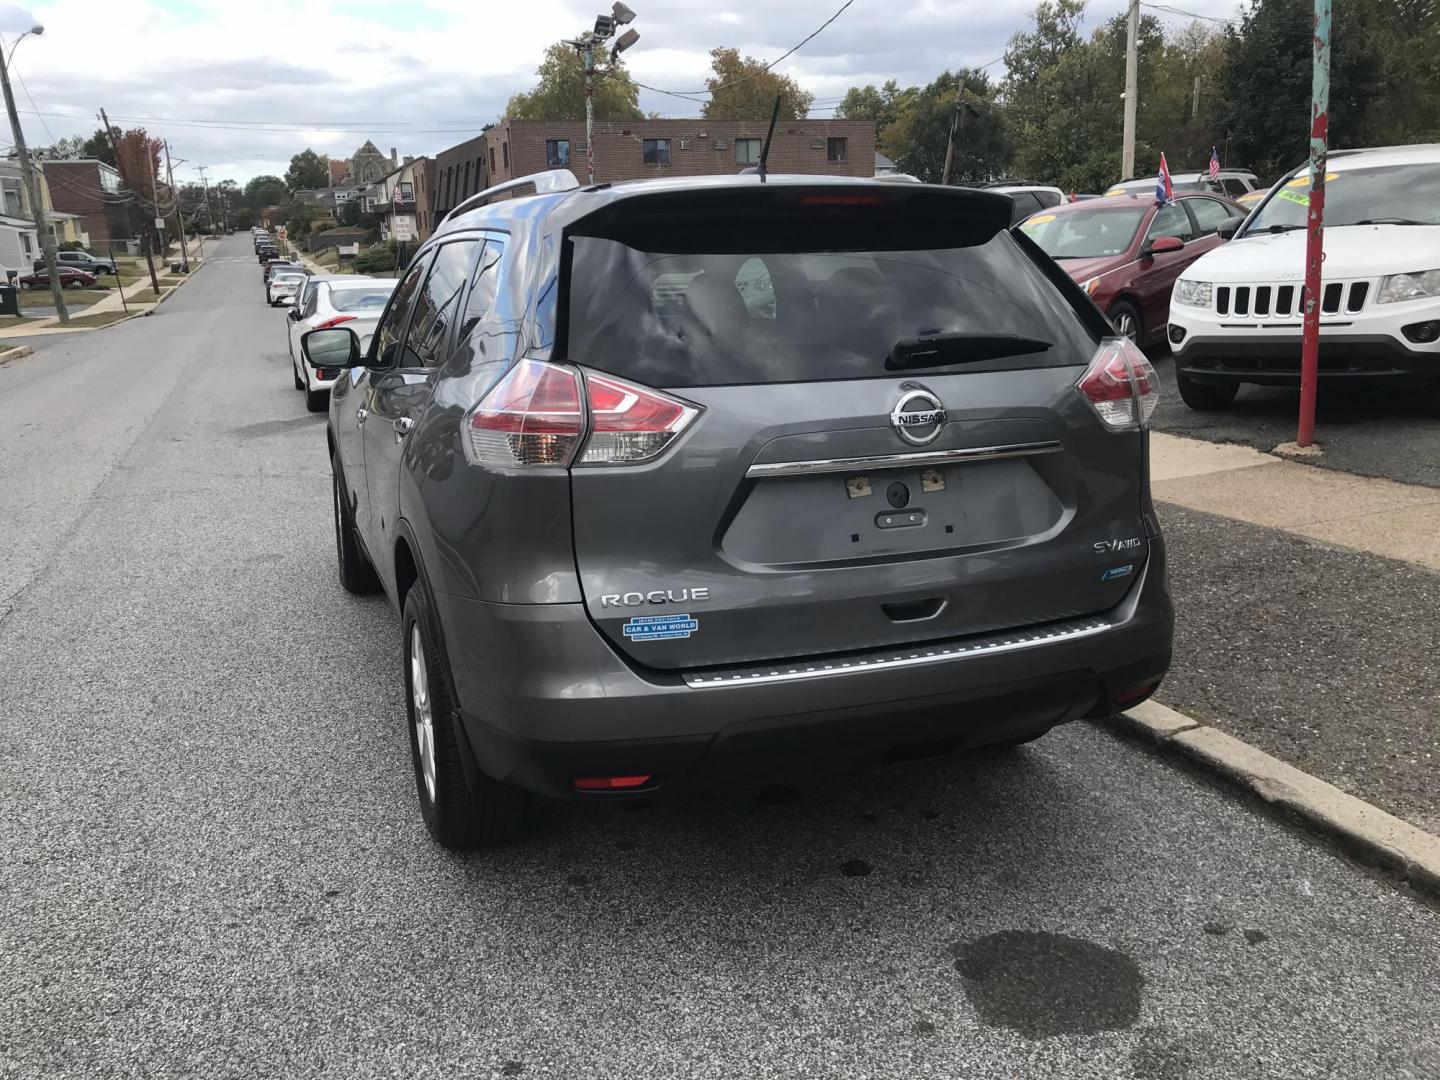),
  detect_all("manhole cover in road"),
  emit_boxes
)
[950,930,1143,1039]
